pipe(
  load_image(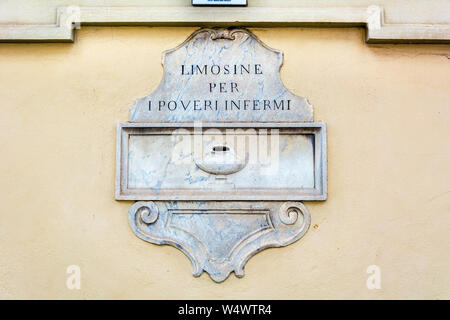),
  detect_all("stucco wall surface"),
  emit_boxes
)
[0,27,449,299]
